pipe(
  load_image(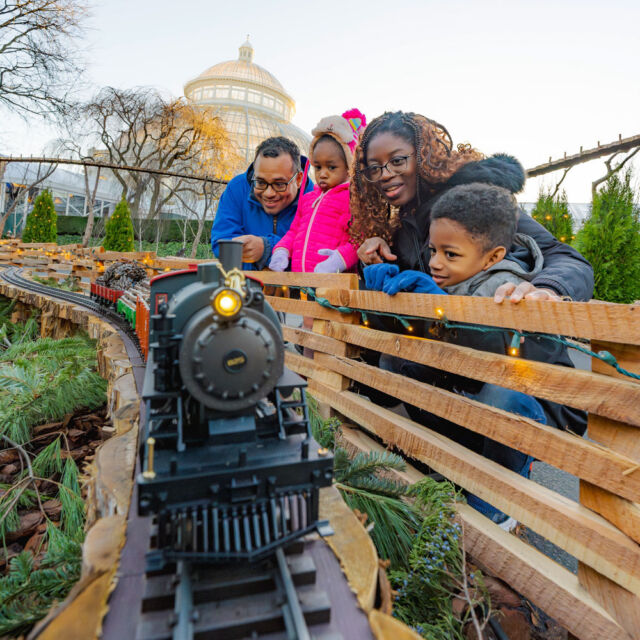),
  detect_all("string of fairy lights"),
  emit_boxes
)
[284,285,640,382]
